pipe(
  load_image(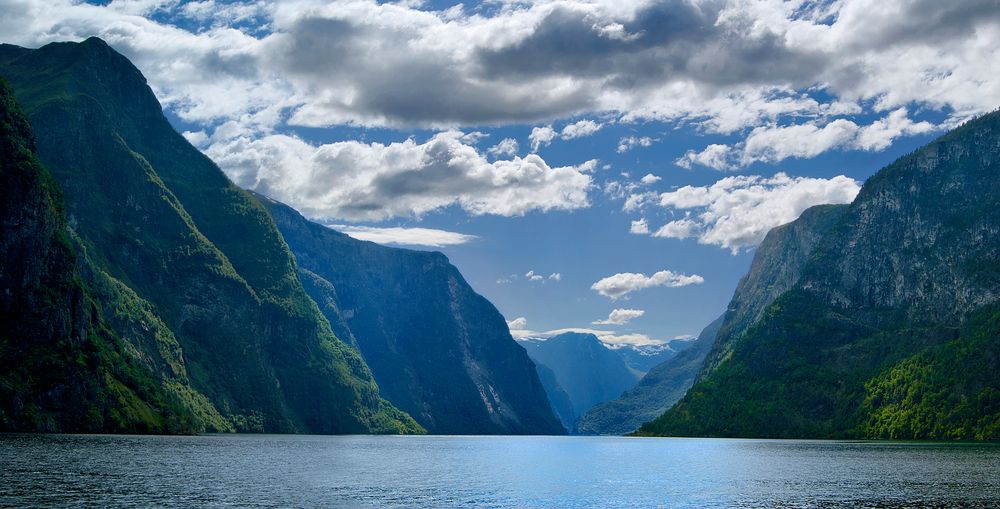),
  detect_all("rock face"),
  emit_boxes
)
[640,110,1000,440]
[700,205,848,376]
[576,315,723,435]
[0,39,420,434]
[518,332,639,432]
[0,78,196,433]
[258,194,565,435]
